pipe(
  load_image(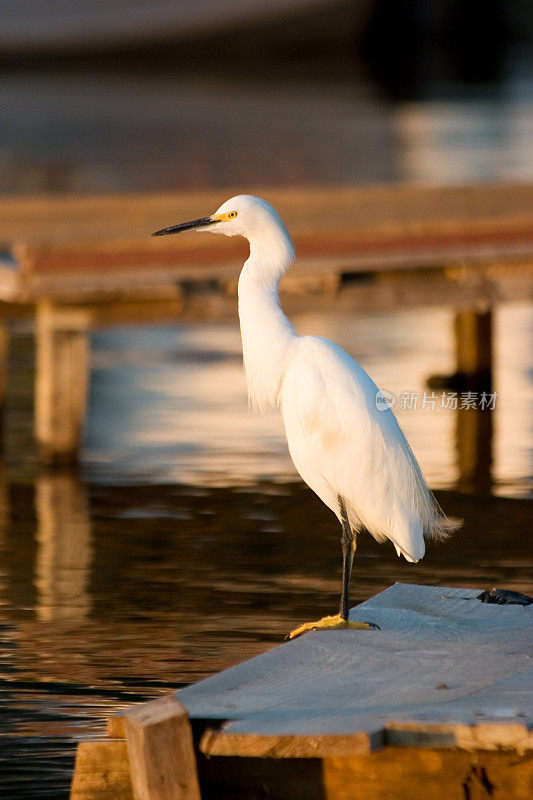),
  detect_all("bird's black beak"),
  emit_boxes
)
[151,216,218,237]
